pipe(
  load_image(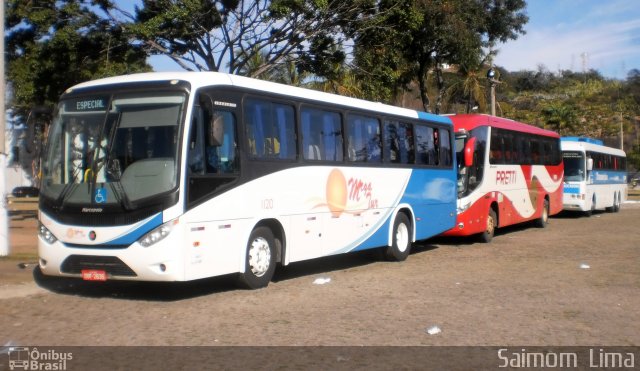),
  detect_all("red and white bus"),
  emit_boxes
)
[443,114,564,242]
